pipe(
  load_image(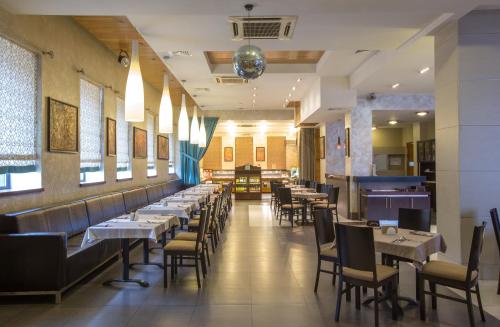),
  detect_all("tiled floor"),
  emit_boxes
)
[1,198,499,326]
